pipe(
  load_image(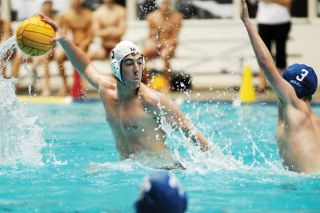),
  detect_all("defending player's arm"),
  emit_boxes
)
[41,15,106,90]
[157,93,210,151]
[240,0,297,105]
